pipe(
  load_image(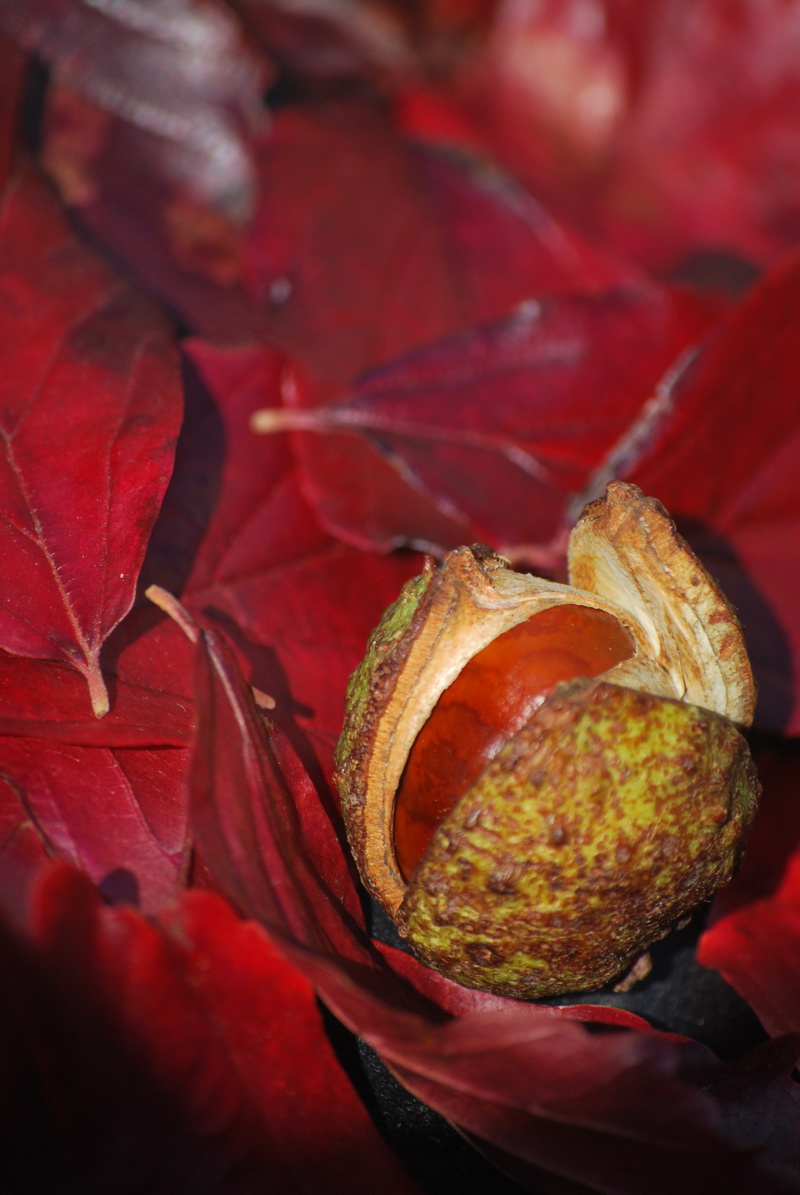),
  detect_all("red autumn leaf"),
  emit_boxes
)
[686,1037,800,1188]
[1,0,268,245]
[374,938,690,1034]
[187,536,422,774]
[158,337,421,772]
[0,165,183,716]
[593,0,800,269]
[0,651,191,746]
[154,340,332,599]
[0,736,188,914]
[7,0,273,341]
[701,881,800,1042]
[186,610,371,961]
[699,743,800,1039]
[261,284,715,558]
[245,98,637,386]
[311,957,800,1195]
[0,773,50,929]
[421,0,800,272]
[628,248,800,733]
[0,861,422,1194]
[229,0,414,82]
[0,33,25,191]
[710,743,800,921]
